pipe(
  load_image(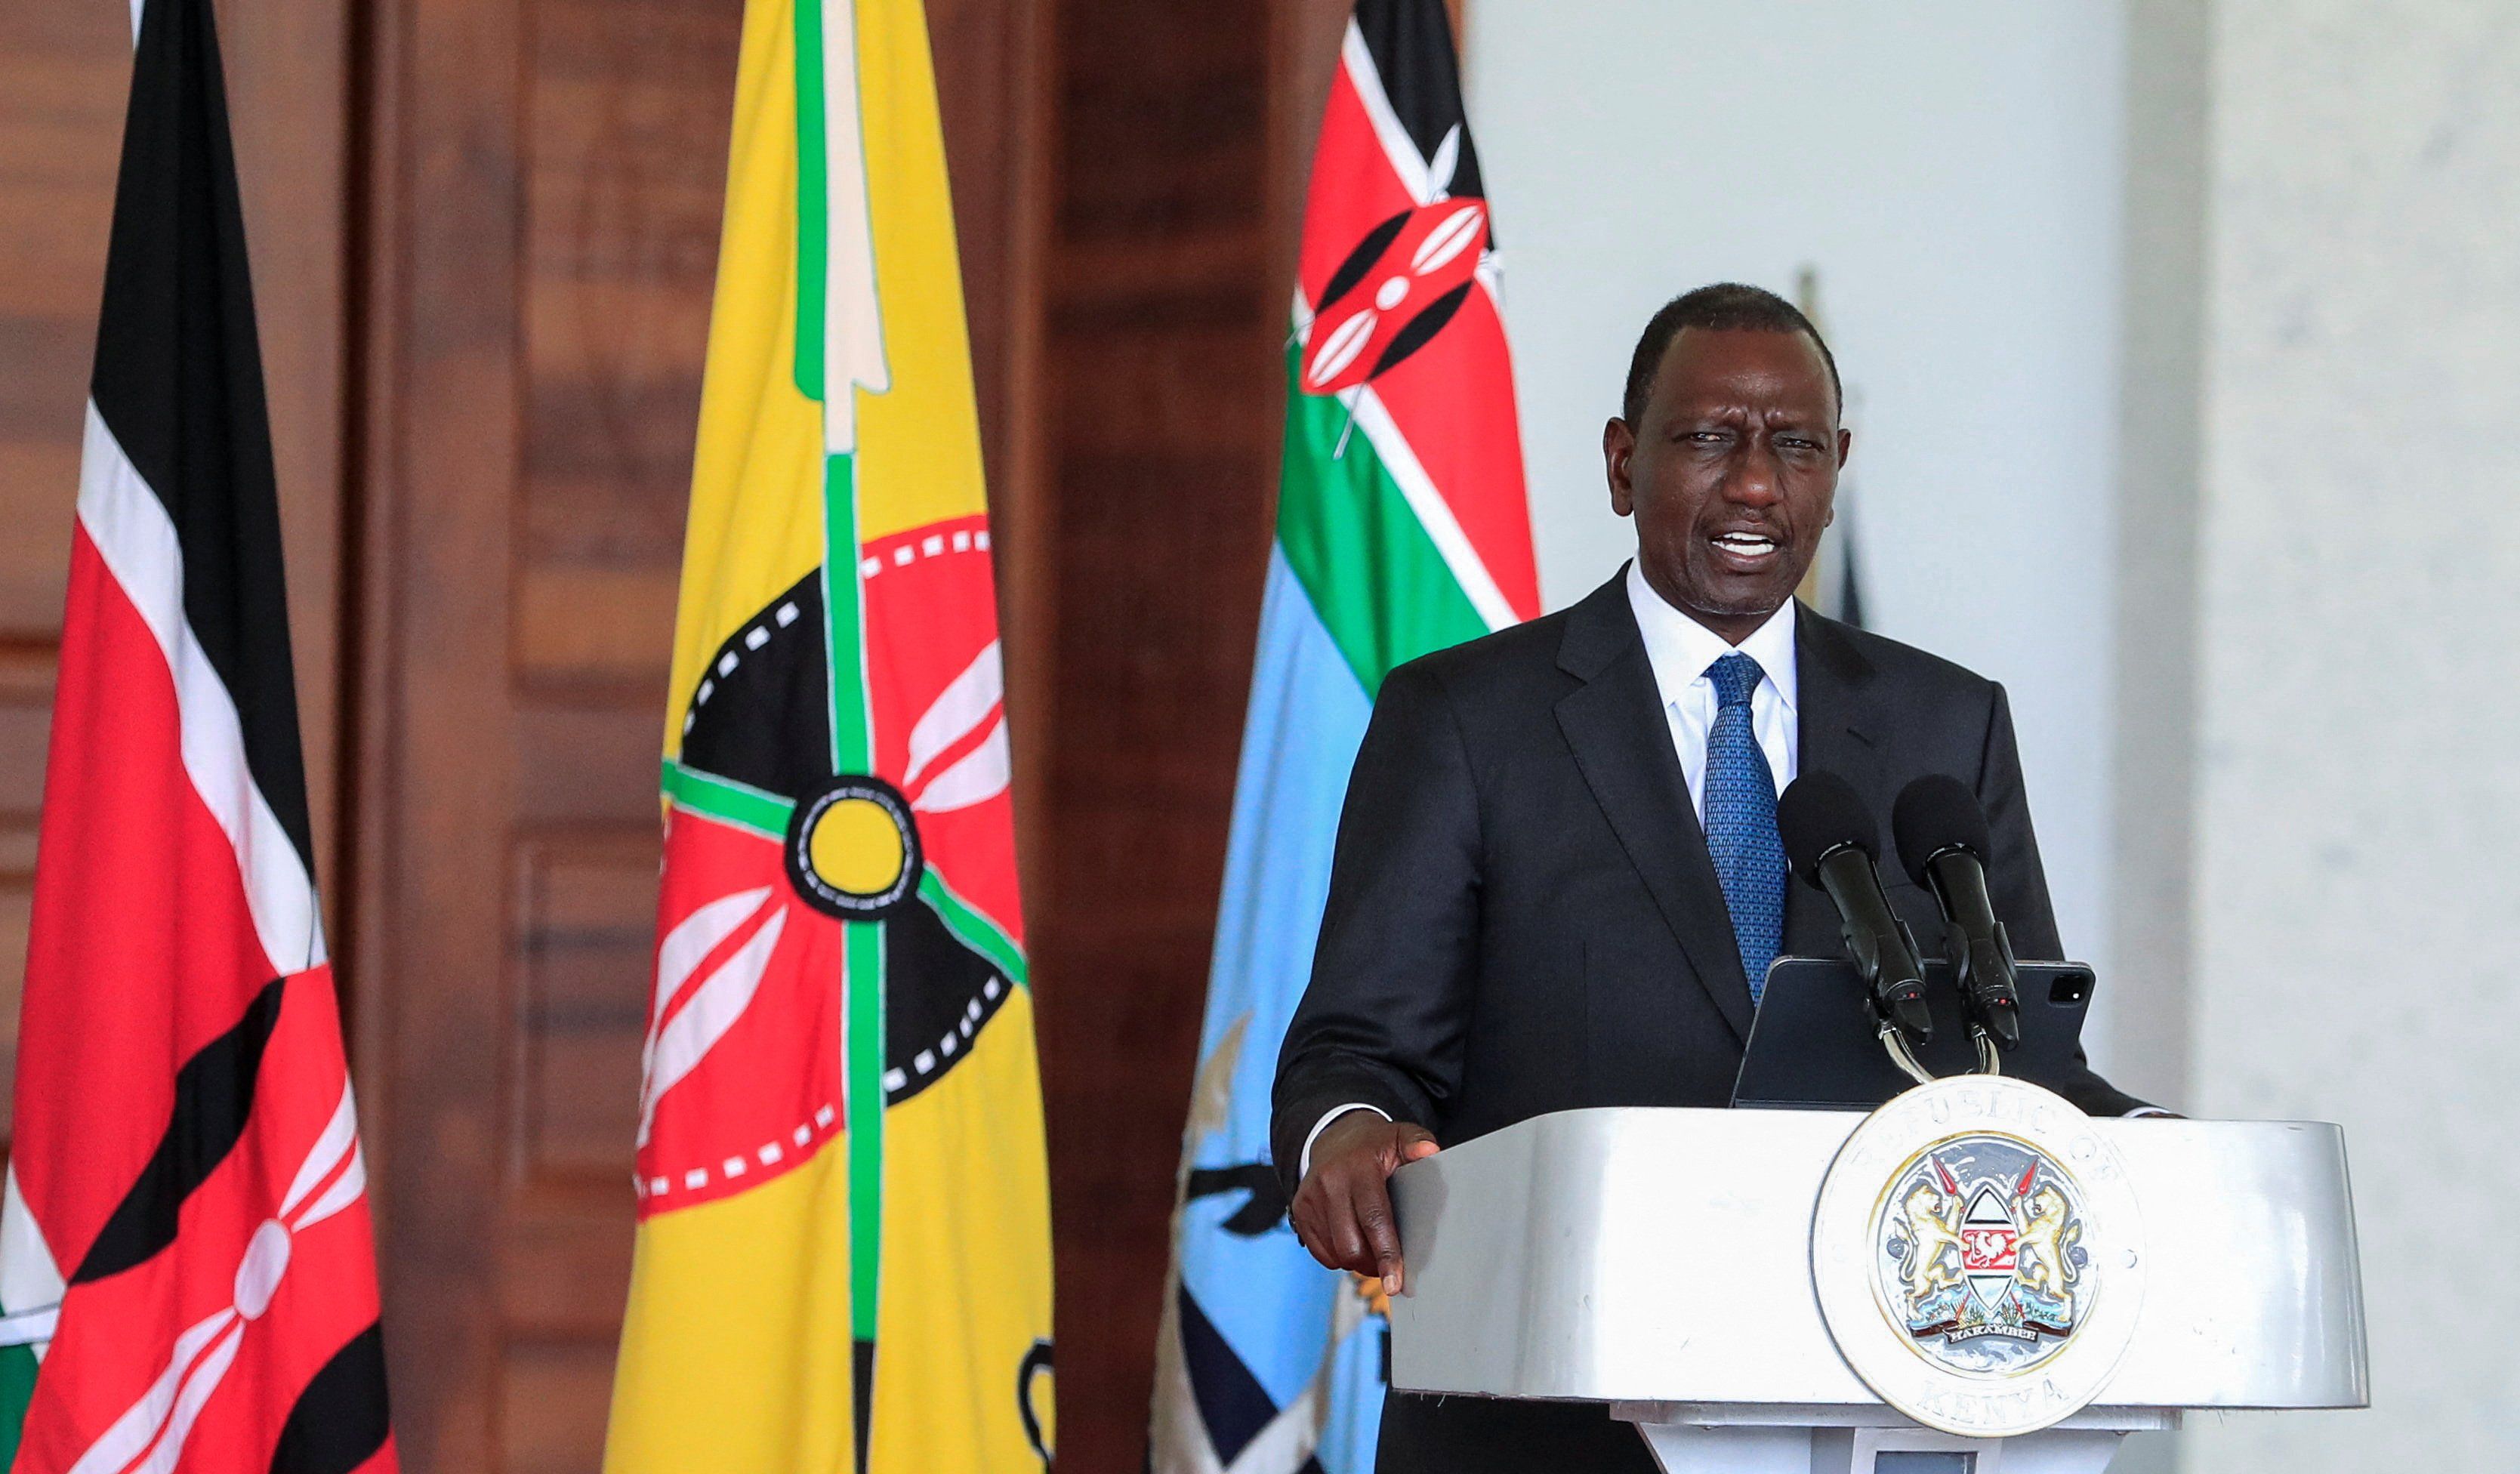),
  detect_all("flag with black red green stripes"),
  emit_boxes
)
[0,2,393,1470]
